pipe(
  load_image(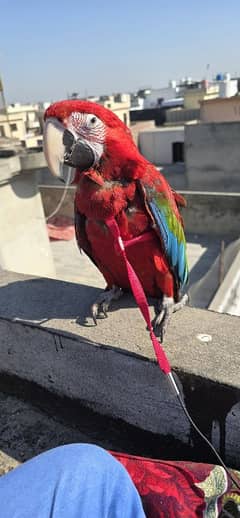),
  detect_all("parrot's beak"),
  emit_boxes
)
[43,117,95,182]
